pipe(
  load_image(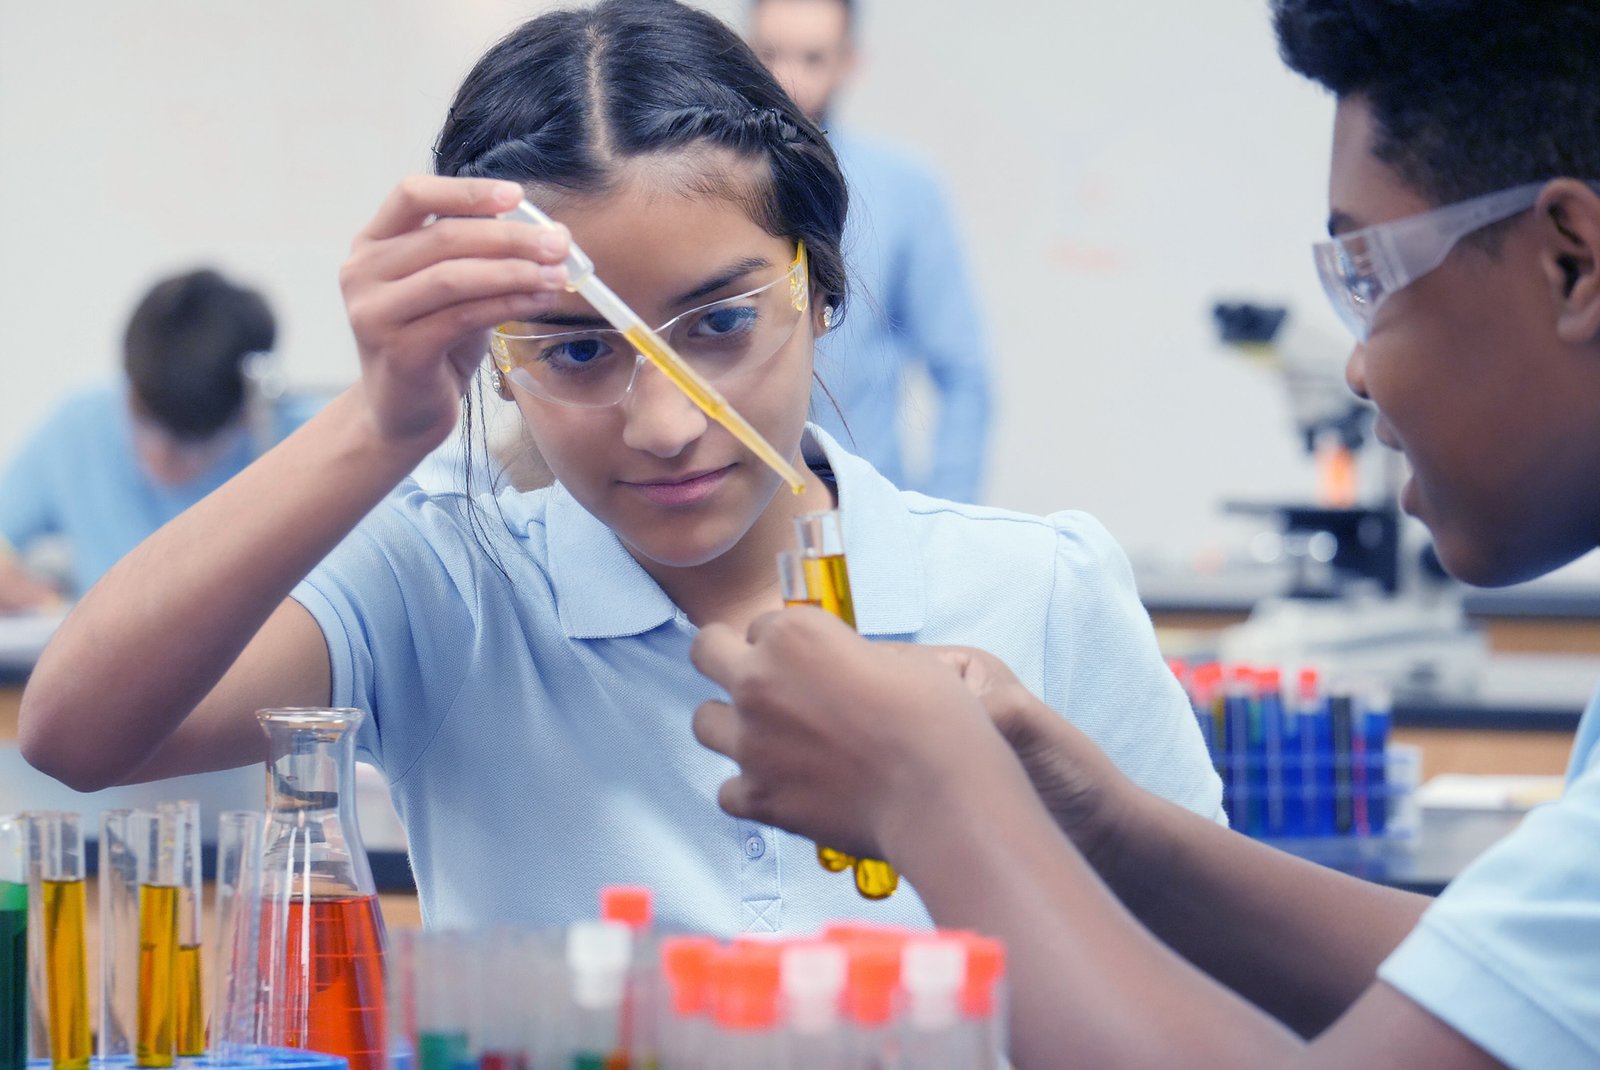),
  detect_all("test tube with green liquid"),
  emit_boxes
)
[1,815,28,1070]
